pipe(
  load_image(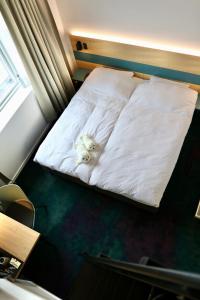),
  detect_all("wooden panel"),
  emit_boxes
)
[71,35,200,75]
[75,51,200,85]
[0,213,40,262]
[76,60,102,70]
[76,59,200,93]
